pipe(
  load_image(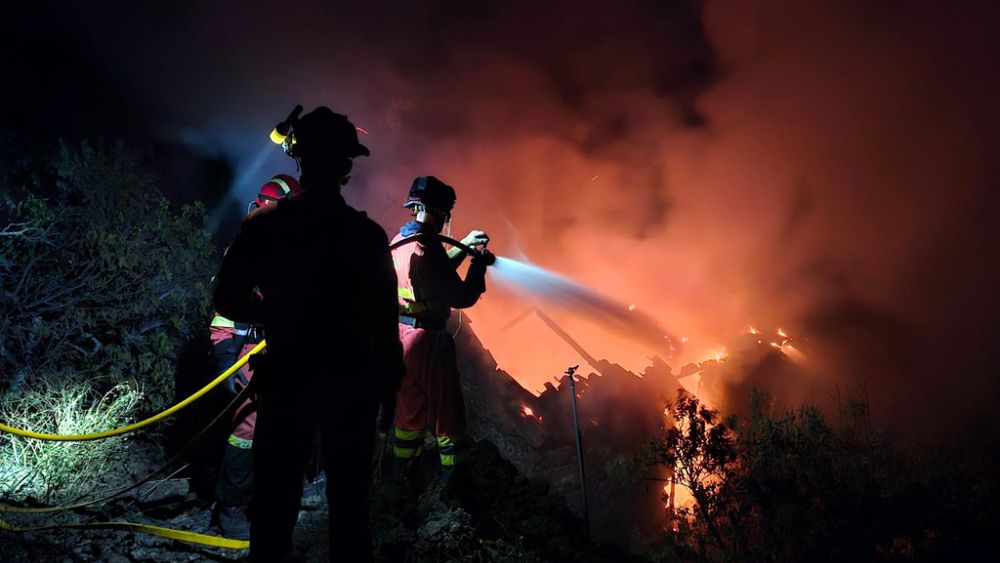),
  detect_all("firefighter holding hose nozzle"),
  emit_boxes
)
[389,176,493,508]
